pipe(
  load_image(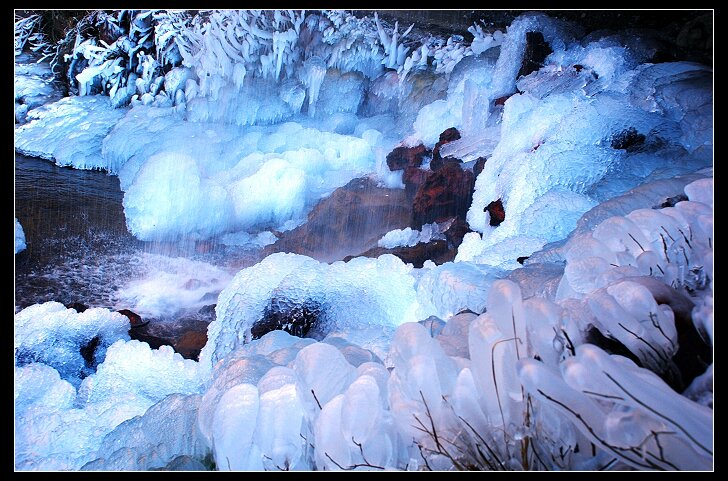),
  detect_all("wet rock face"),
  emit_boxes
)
[266,177,412,263]
[251,300,325,340]
[412,162,475,228]
[473,157,488,177]
[403,166,433,199]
